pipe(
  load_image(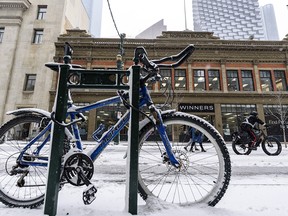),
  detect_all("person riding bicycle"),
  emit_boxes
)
[240,111,266,150]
